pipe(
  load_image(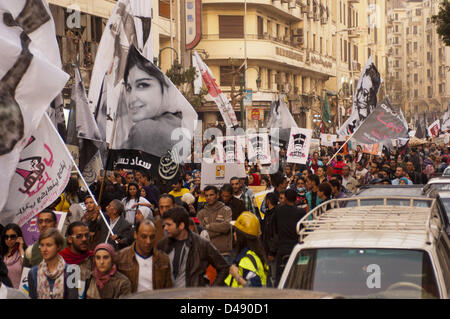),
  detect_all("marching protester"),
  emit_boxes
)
[23,209,66,268]
[158,207,230,287]
[96,200,134,251]
[1,224,27,289]
[59,221,94,281]
[122,182,153,225]
[115,220,172,293]
[197,186,233,264]
[219,184,246,222]
[27,228,79,299]
[230,177,257,216]
[225,212,269,288]
[85,243,132,299]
